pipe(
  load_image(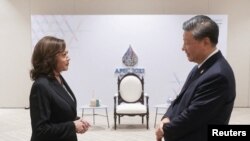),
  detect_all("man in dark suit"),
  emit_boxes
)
[155,15,236,141]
